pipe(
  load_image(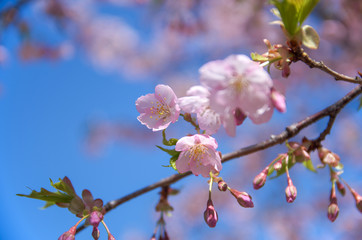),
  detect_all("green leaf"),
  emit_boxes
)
[270,0,319,37]
[251,52,269,62]
[267,166,275,176]
[156,145,179,156]
[302,159,317,172]
[358,96,362,110]
[50,177,76,197]
[17,187,73,208]
[169,153,180,171]
[162,130,178,146]
[270,154,296,179]
[301,25,320,49]
[298,0,319,25]
[270,0,299,36]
